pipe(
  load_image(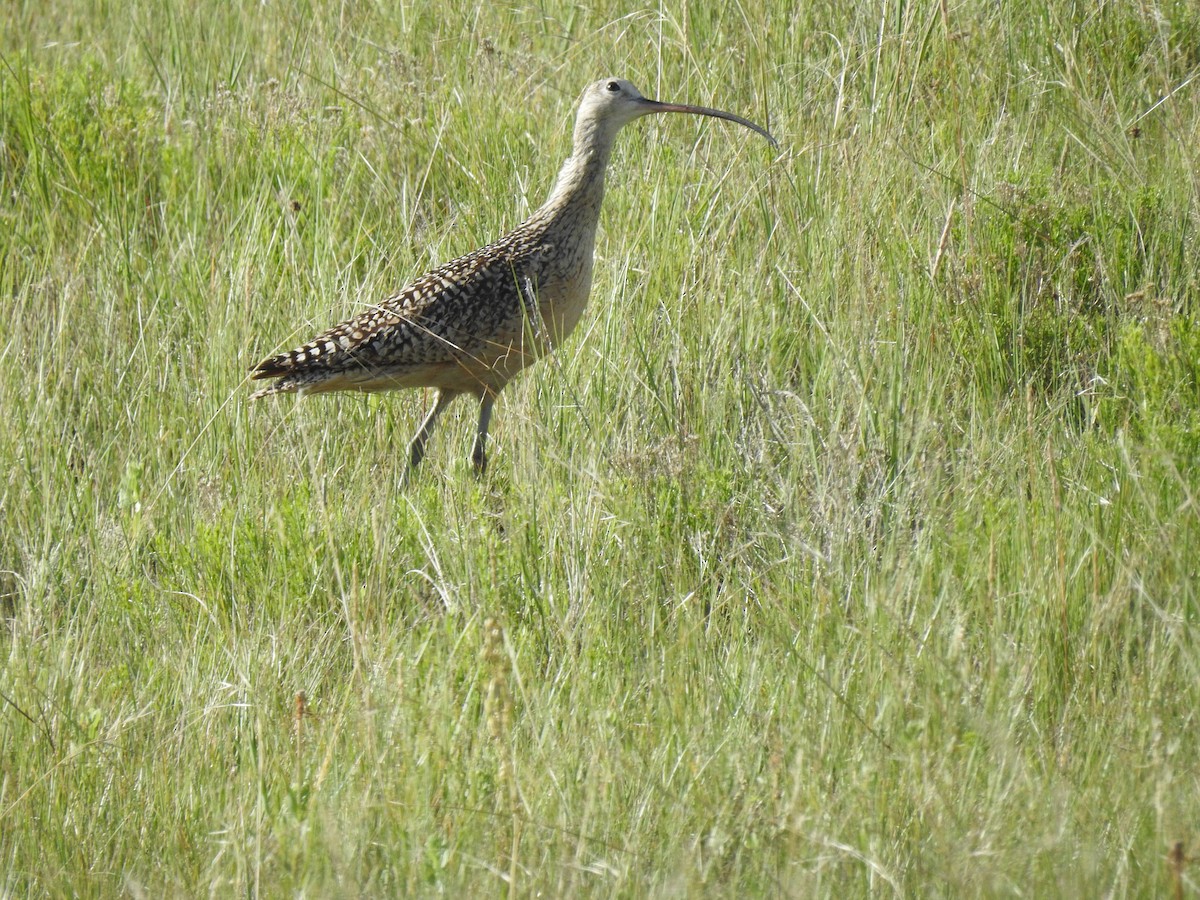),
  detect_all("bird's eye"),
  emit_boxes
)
[606,81,620,92]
